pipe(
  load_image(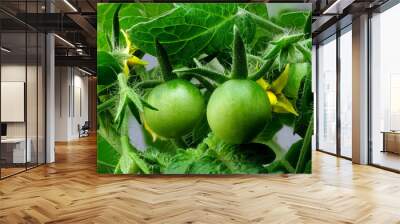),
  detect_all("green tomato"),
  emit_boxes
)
[207,79,271,144]
[143,79,205,138]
